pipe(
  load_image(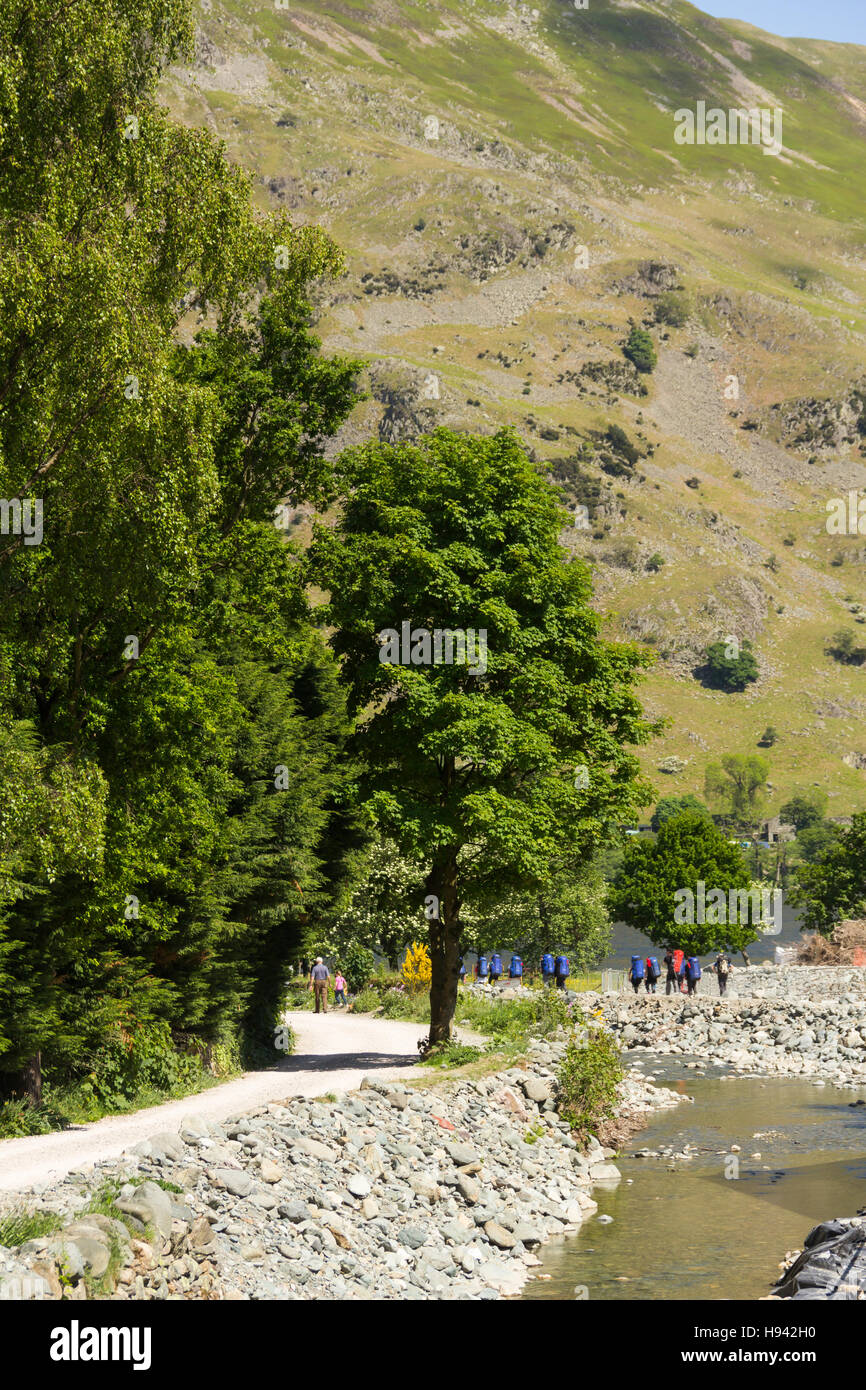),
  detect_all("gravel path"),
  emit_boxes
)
[0,1011,441,1193]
